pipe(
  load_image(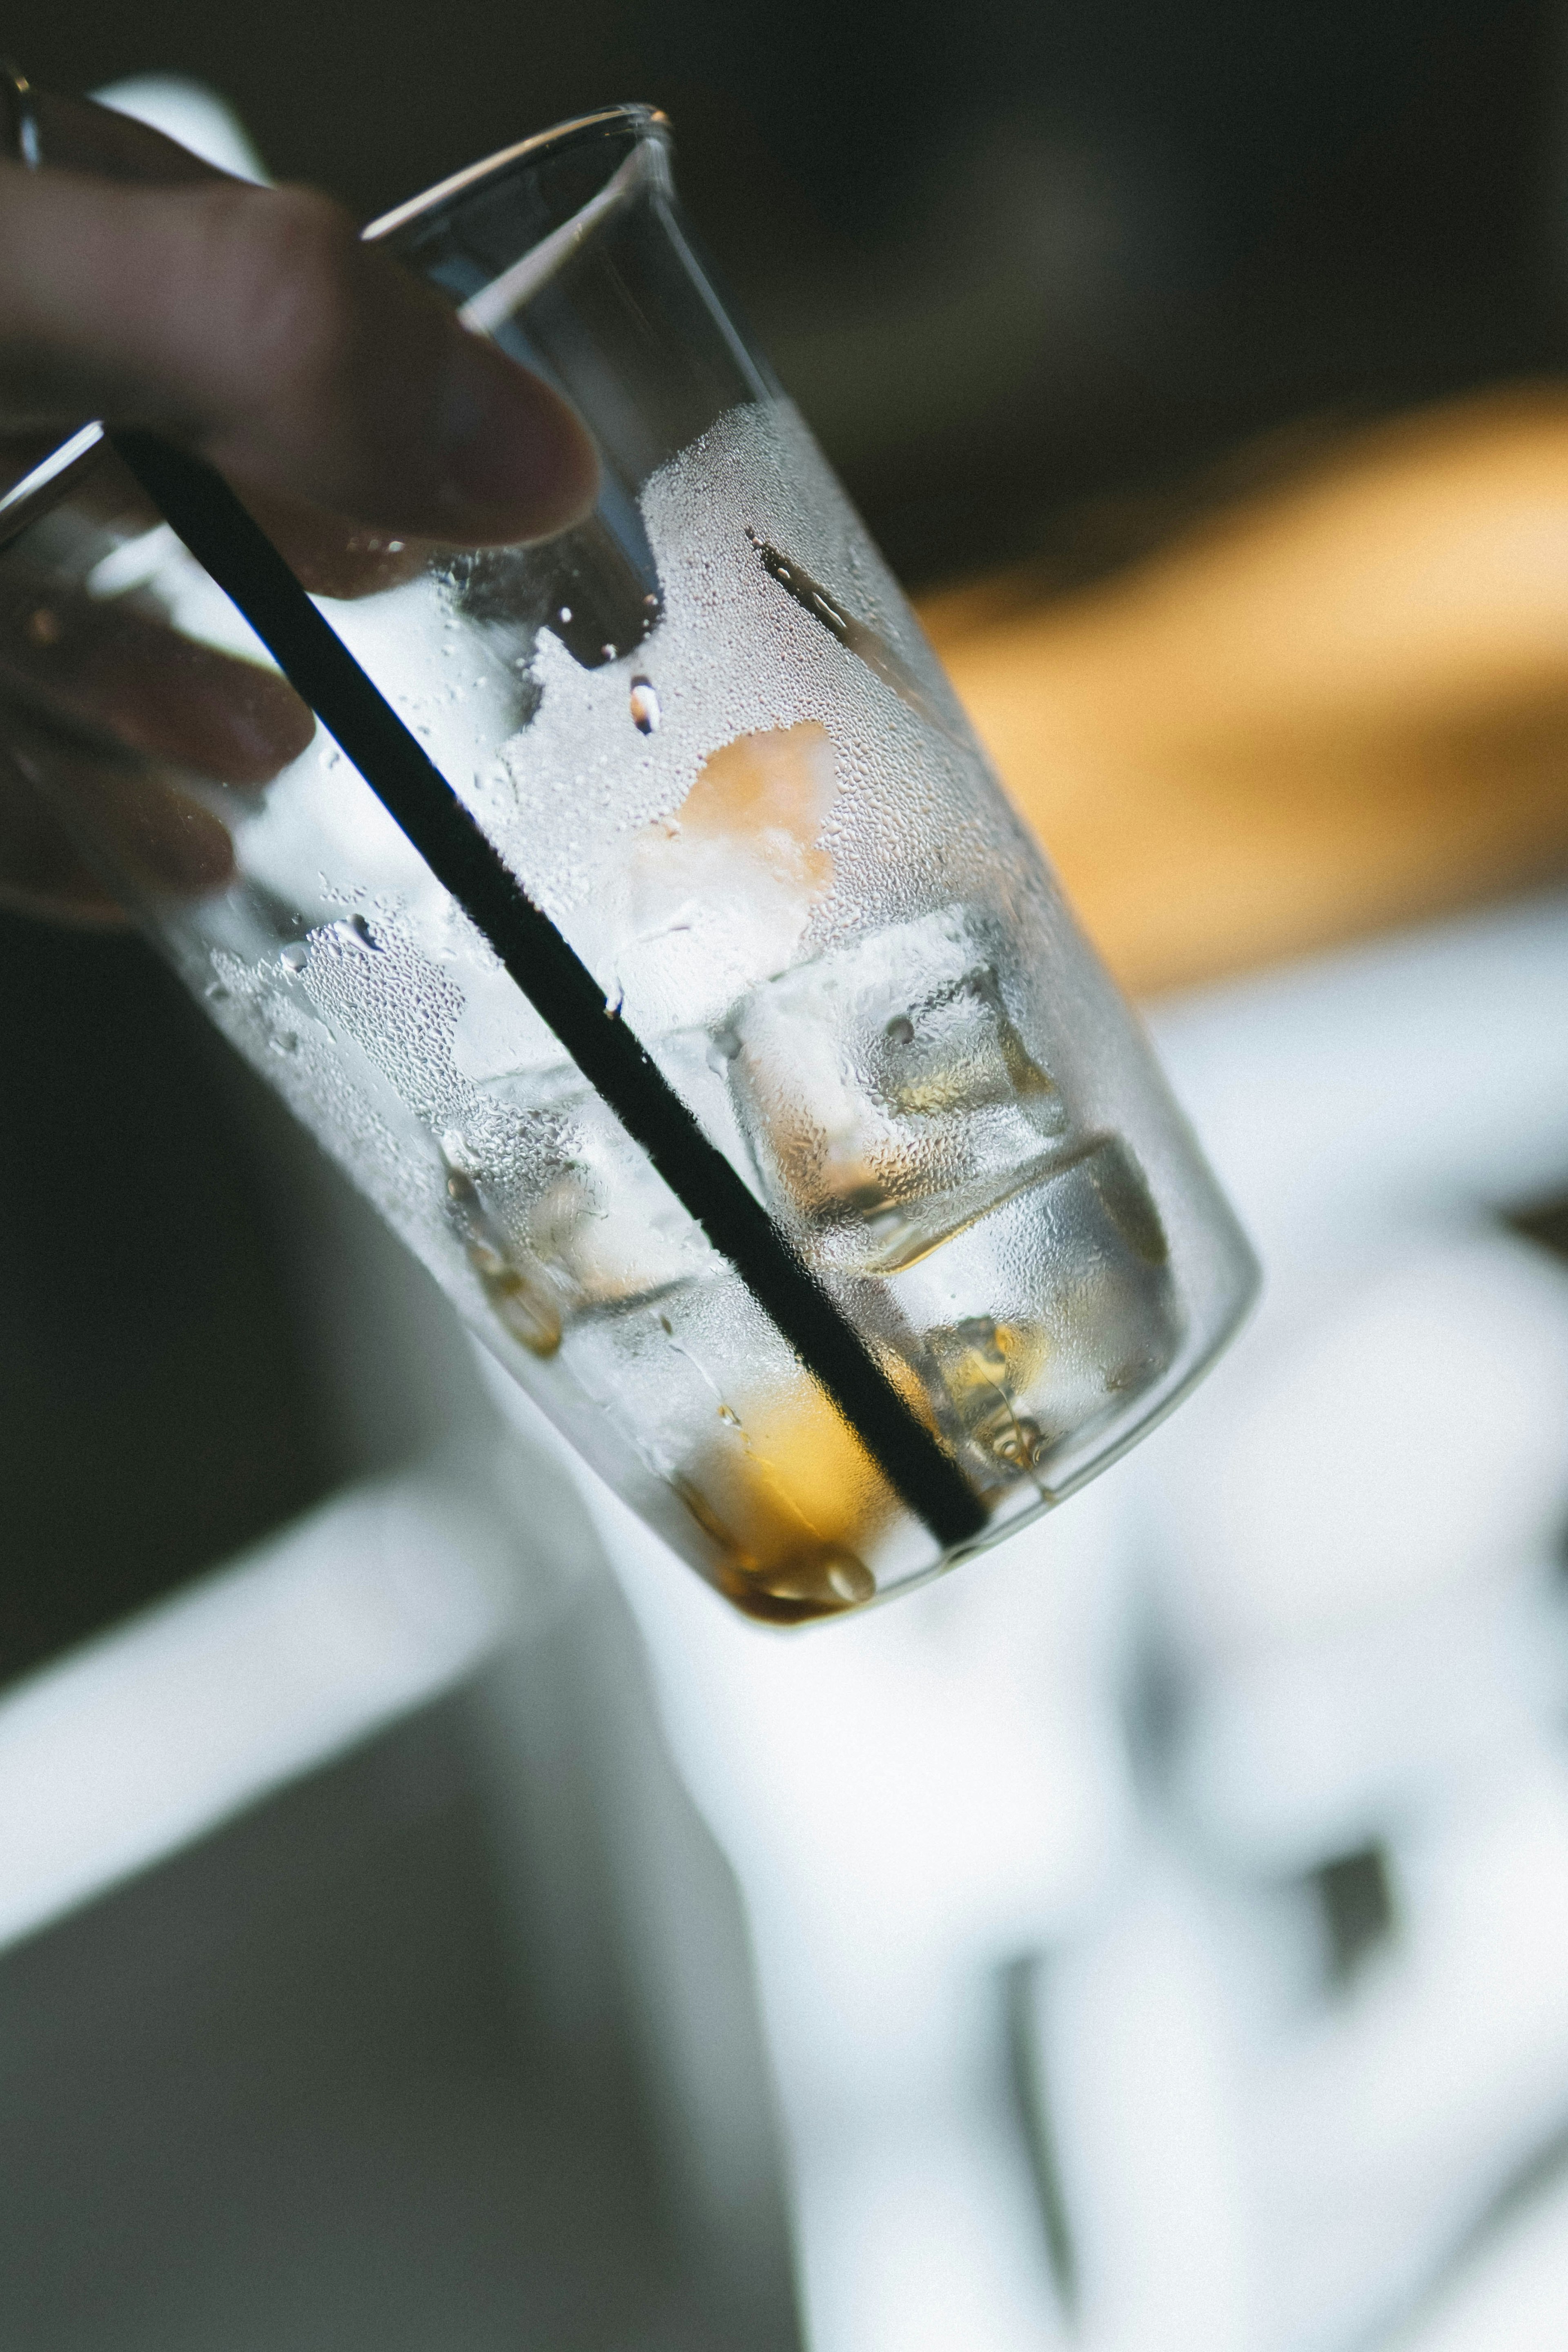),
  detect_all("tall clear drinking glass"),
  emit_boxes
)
[0,105,1257,1621]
